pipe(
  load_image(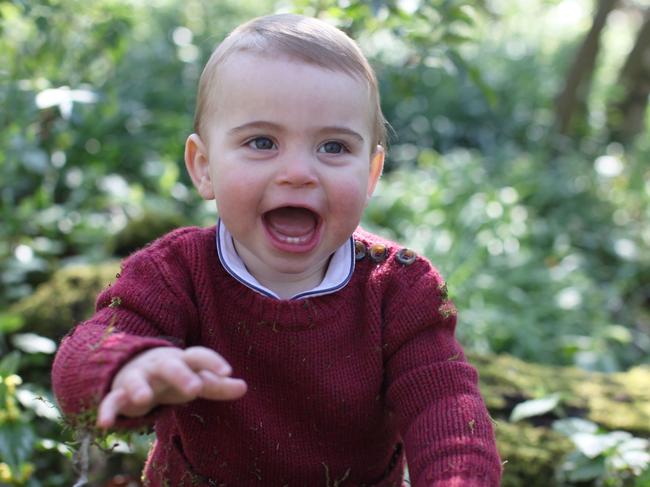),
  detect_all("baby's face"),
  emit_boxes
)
[186,52,383,291]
